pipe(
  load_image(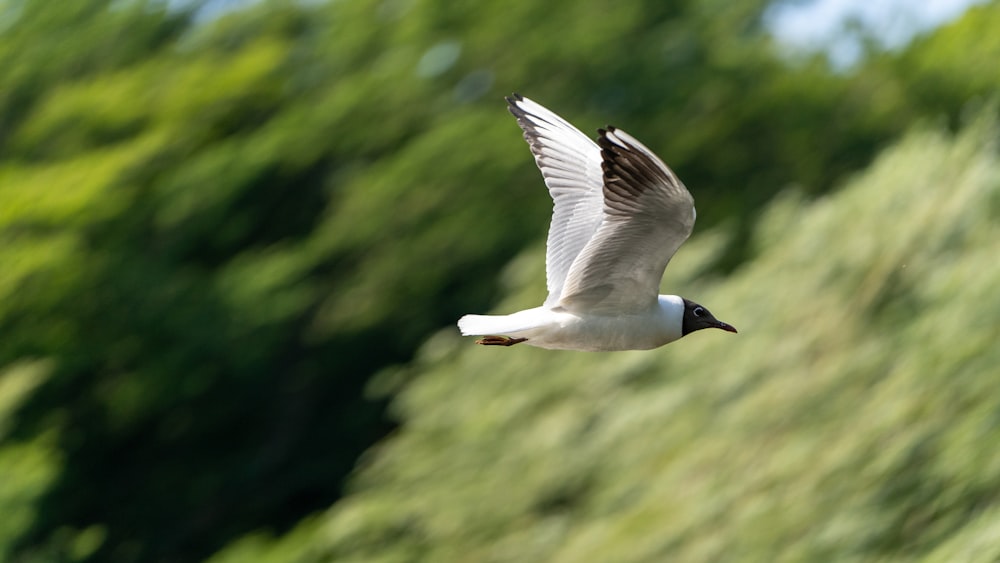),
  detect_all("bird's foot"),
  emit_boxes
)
[475,335,528,346]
